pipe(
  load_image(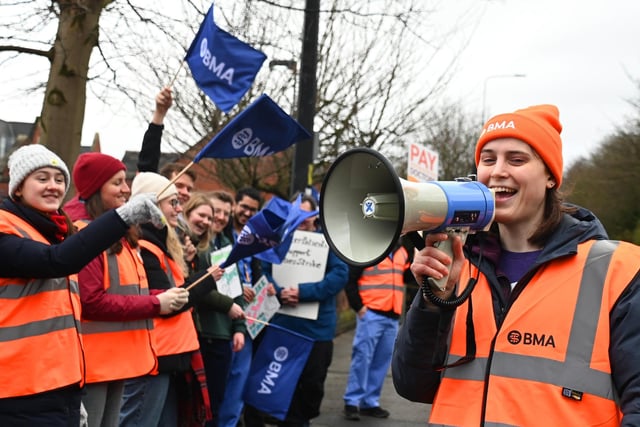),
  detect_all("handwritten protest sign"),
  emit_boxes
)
[245,275,281,338]
[272,230,329,320]
[210,246,243,298]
